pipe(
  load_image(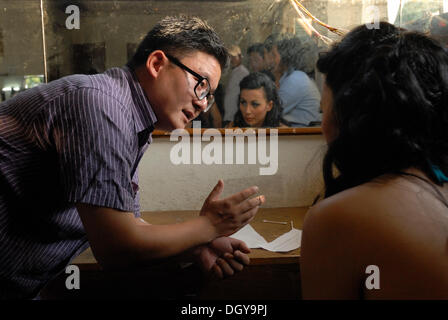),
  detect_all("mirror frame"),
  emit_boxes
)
[152,127,322,137]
